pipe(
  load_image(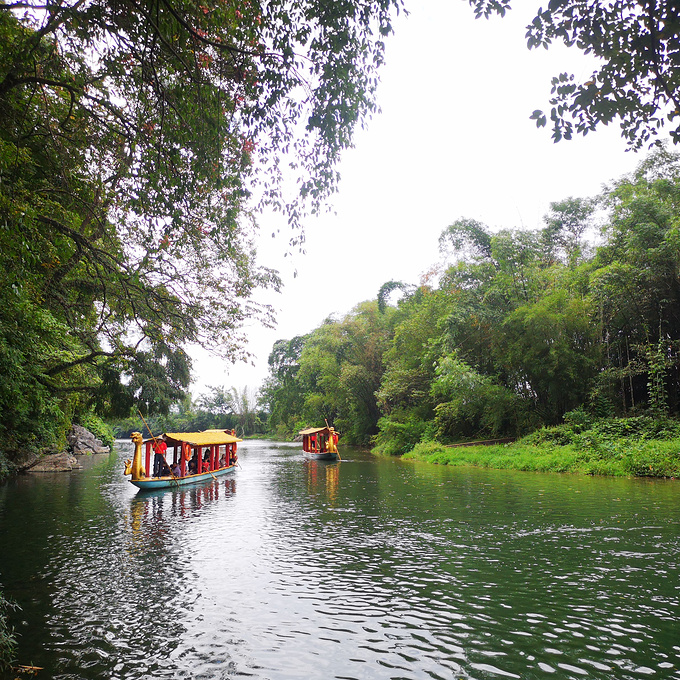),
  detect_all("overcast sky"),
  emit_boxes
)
[190,0,651,398]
